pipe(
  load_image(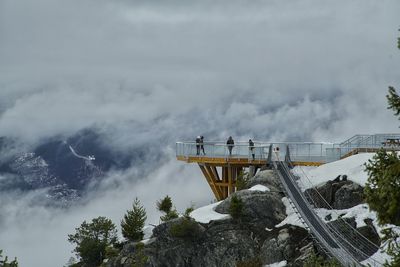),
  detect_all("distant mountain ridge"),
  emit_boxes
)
[0,128,147,206]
